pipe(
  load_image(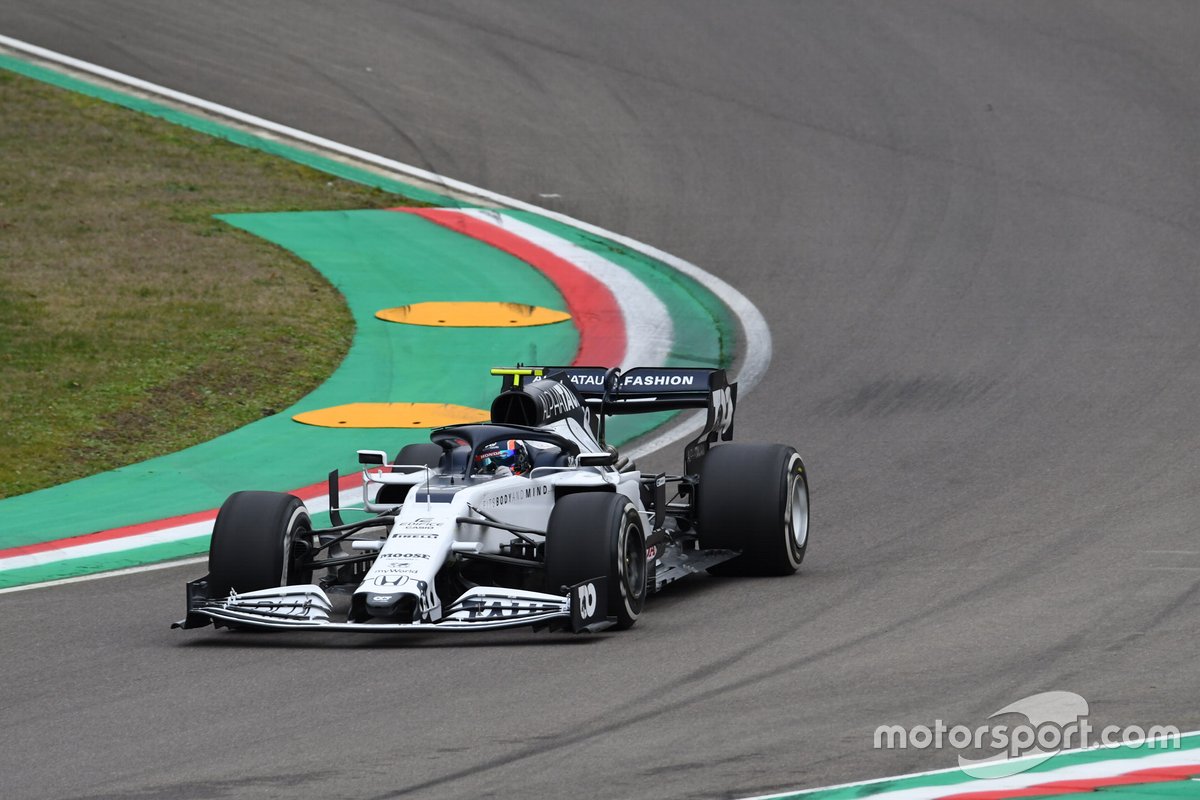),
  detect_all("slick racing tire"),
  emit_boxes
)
[377,442,444,505]
[393,443,443,472]
[207,491,314,598]
[545,493,647,629]
[697,443,809,576]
